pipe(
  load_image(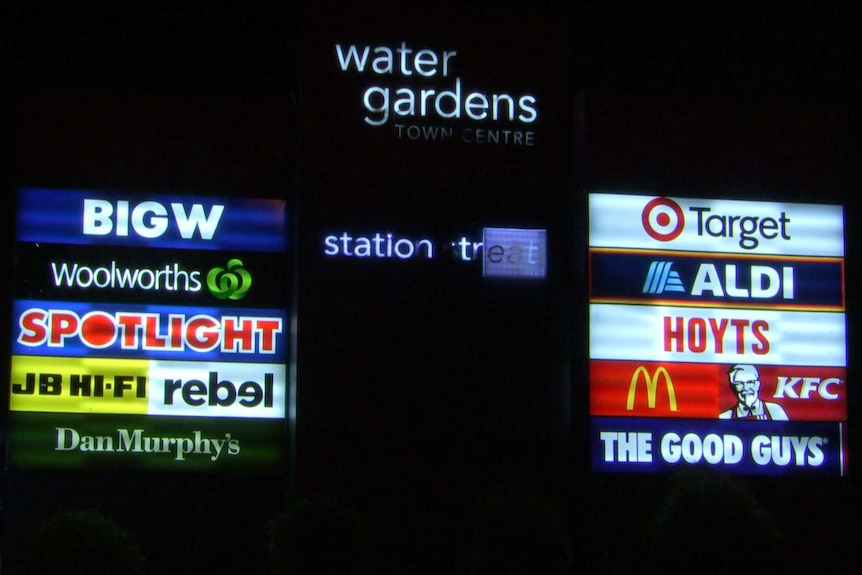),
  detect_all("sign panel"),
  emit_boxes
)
[12,301,286,362]
[591,417,847,476]
[16,188,286,252]
[590,304,846,367]
[589,193,847,476]
[9,188,289,471]
[589,193,844,256]
[590,250,844,311]
[7,412,285,471]
[591,360,847,421]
